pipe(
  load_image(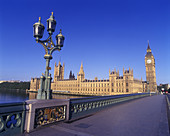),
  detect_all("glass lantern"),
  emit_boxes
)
[56,29,65,47]
[33,17,45,40]
[47,12,56,34]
